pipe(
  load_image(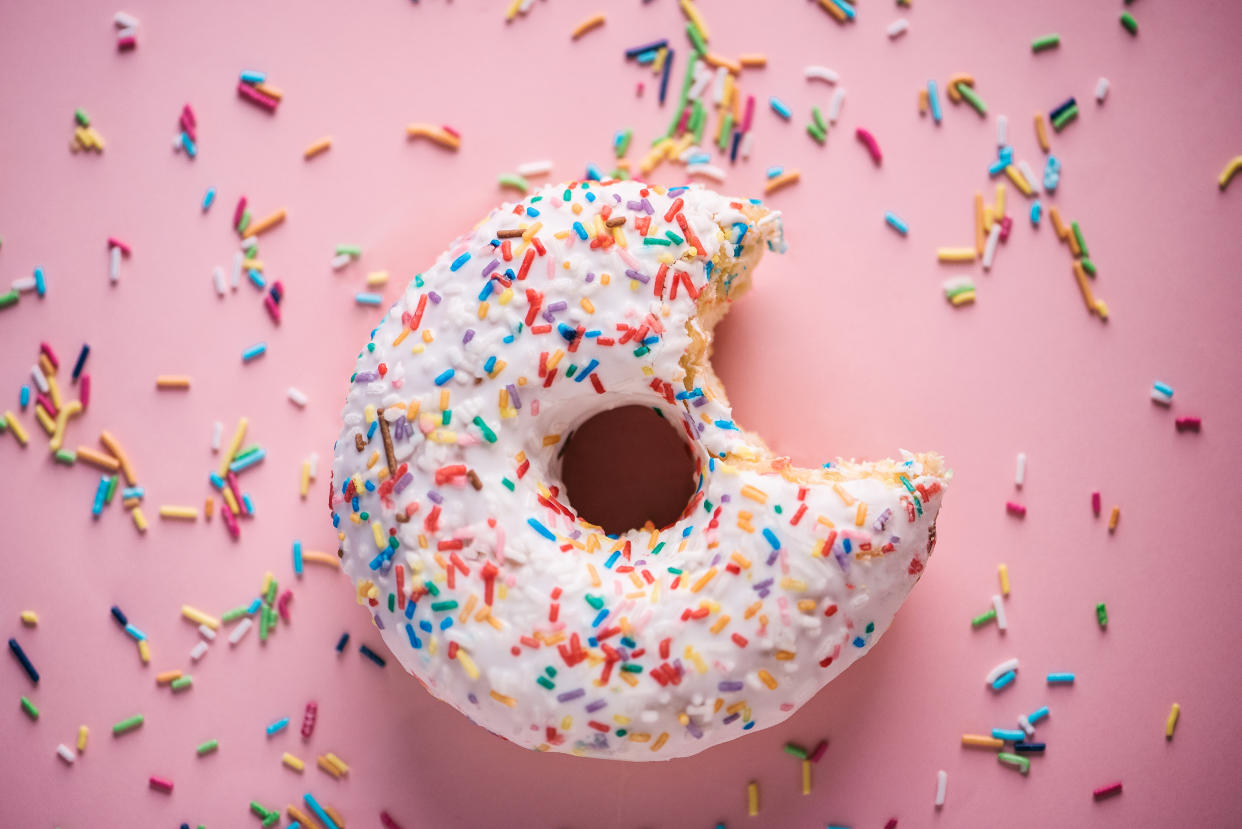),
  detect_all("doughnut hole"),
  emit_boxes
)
[560,405,698,536]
